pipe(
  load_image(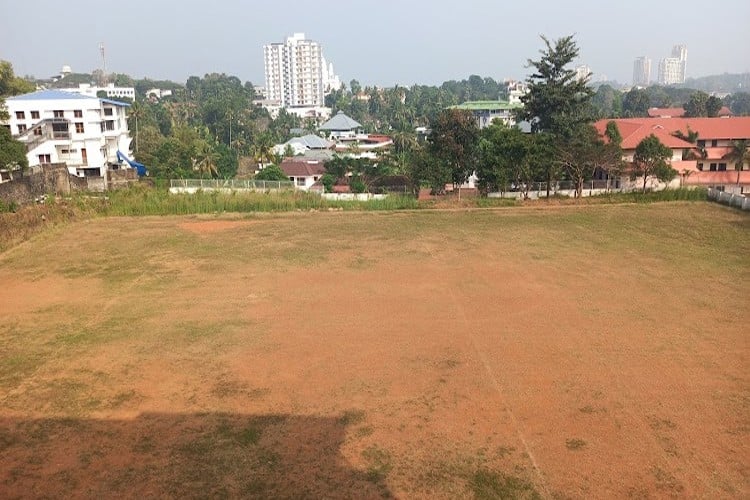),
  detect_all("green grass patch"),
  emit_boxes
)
[470,469,541,499]
[74,184,420,216]
[565,438,587,450]
[361,445,393,483]
[338,409,366,426]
